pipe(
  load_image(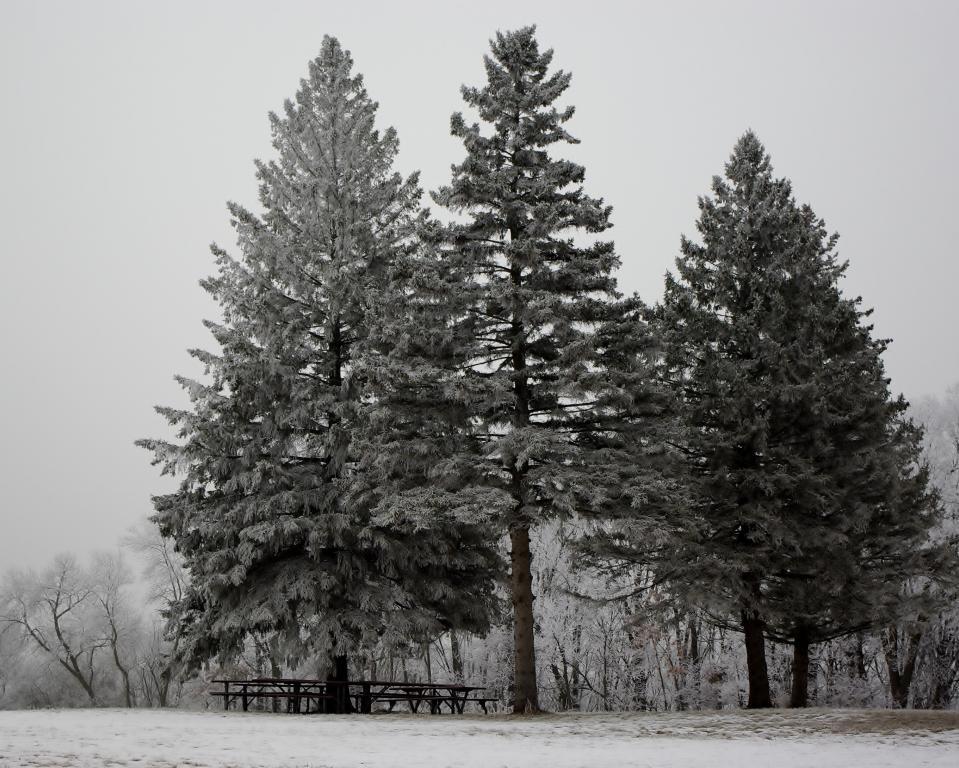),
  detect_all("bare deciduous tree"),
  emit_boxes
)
[91,552,138,708]
[123,520,185,607]
[0,555,106,705]
[123,521,187,707]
